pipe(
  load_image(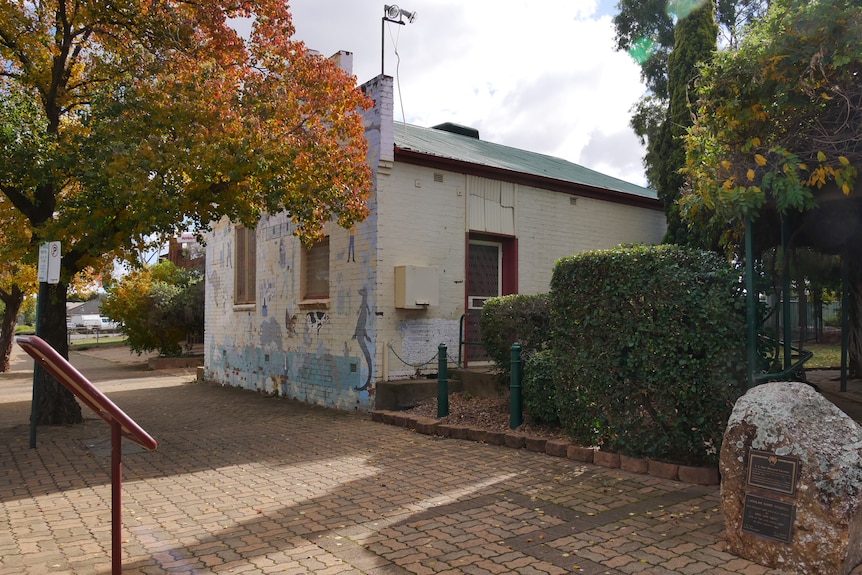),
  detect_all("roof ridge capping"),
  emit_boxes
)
[394,122,658,202]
